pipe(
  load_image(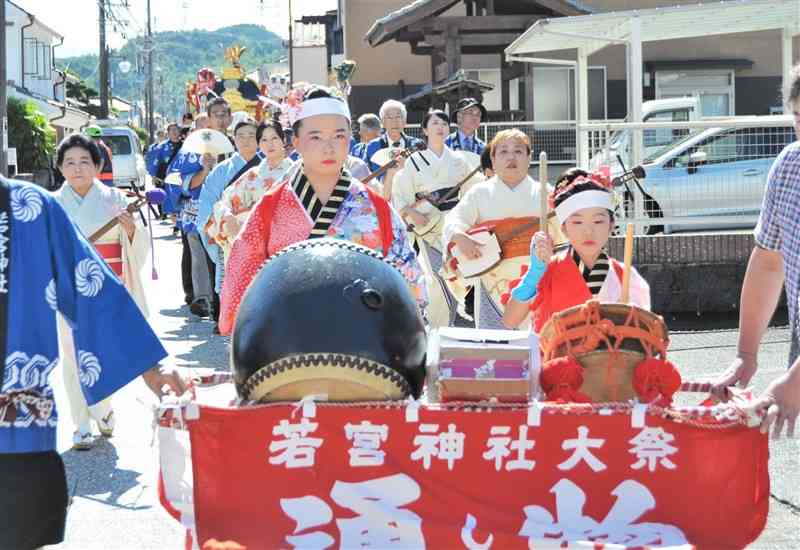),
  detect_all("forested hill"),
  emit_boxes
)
[61,24,286,117]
